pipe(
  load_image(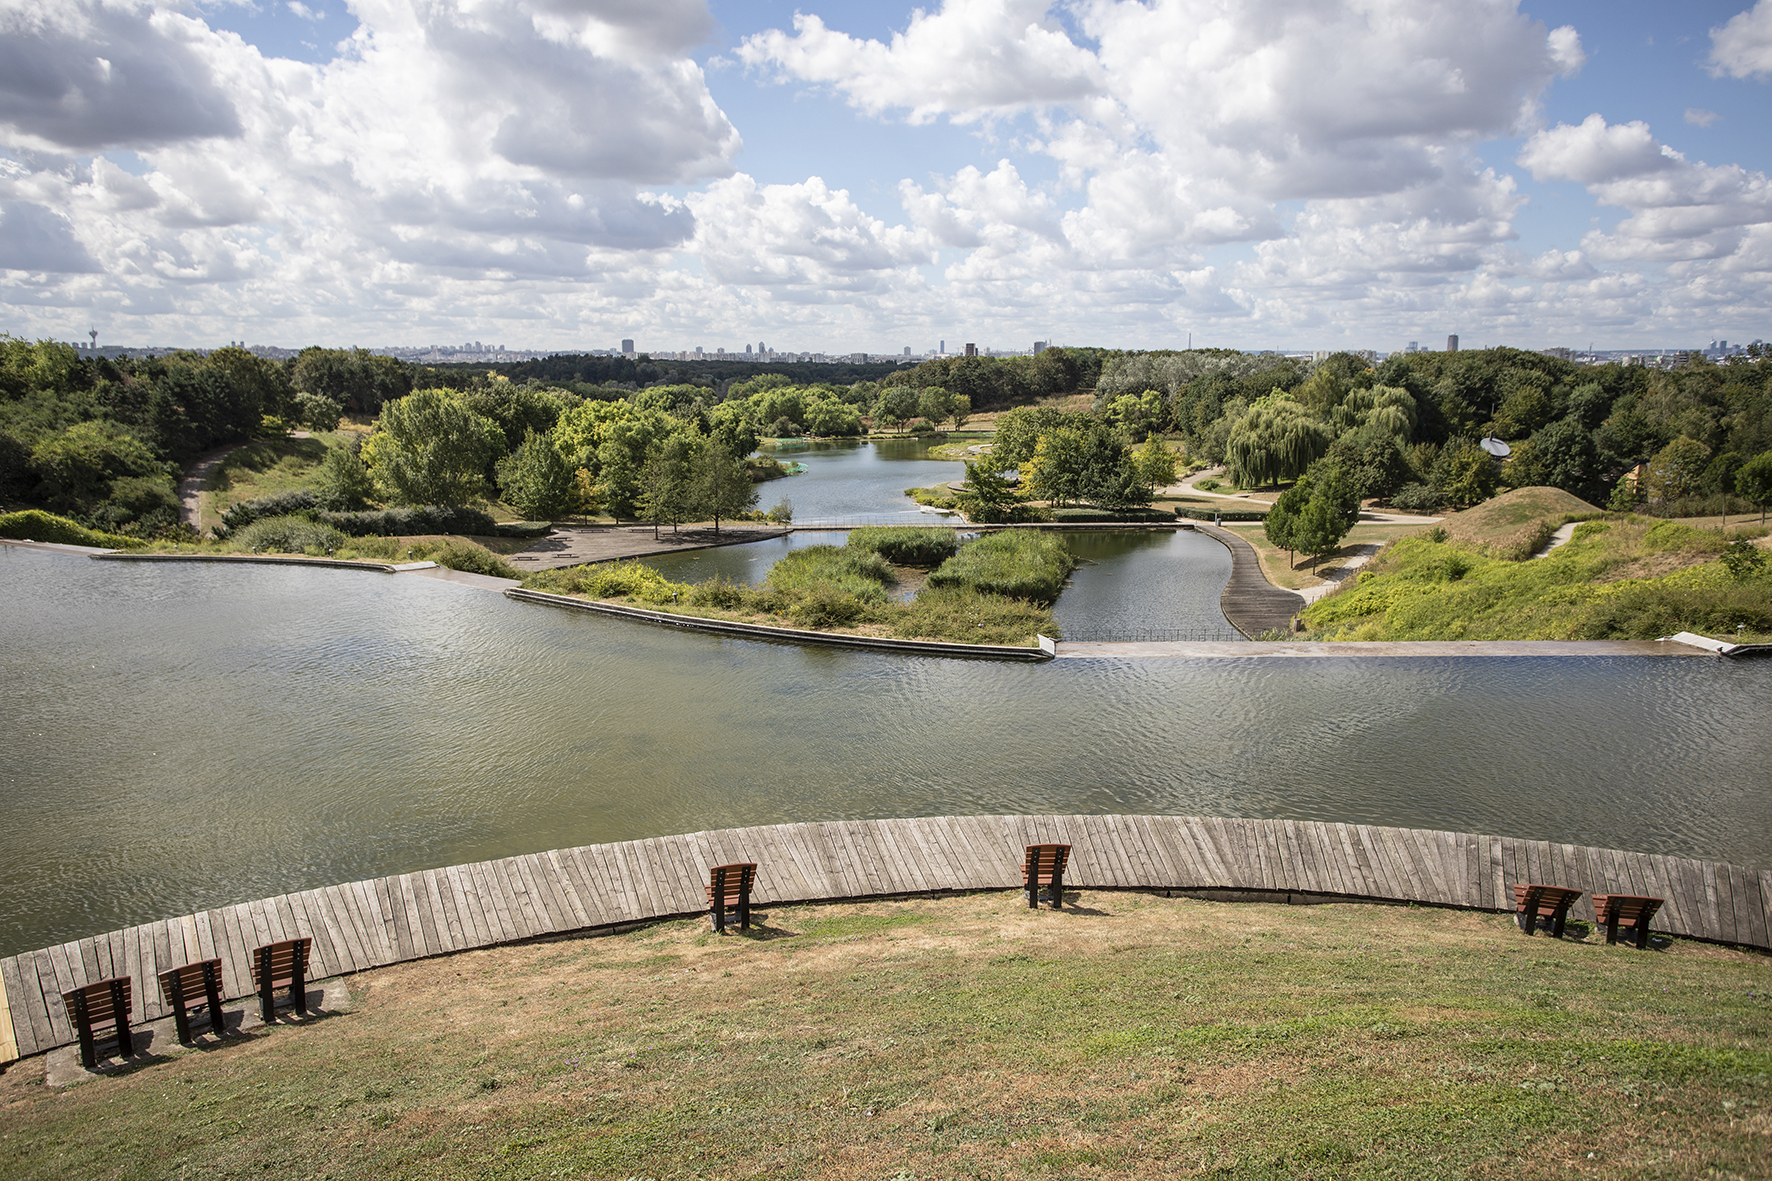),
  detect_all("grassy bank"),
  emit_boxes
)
[4,891,1767,1179]
[1303,516,1772,641]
